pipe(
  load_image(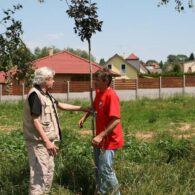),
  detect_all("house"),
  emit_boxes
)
[183,60,195,73]
[145,62,162,74]
[0,72,5,84]
[0,68,21,85]
[125,53,148,74]
[105,53,138,79]
[32,50,119,82]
